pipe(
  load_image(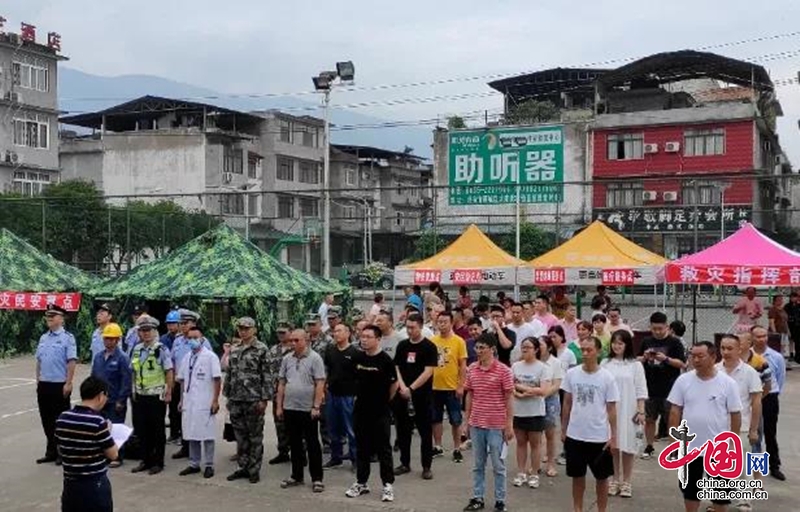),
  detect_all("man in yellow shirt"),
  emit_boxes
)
[431,311,468,463]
